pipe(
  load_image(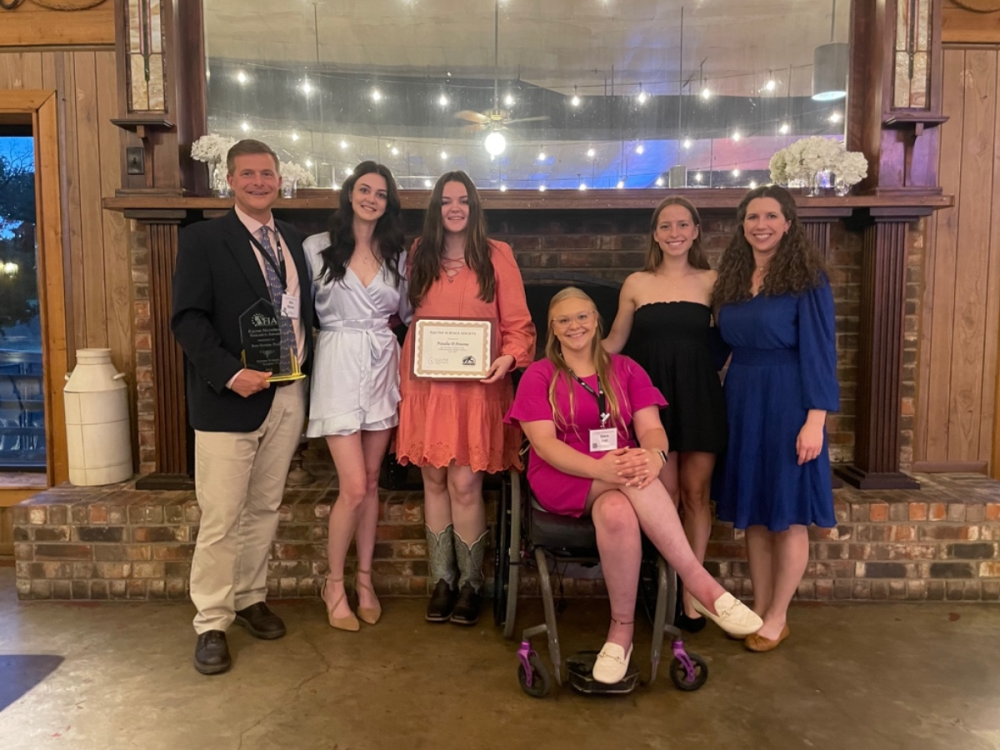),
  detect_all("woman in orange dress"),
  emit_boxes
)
[397,171,535,626]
